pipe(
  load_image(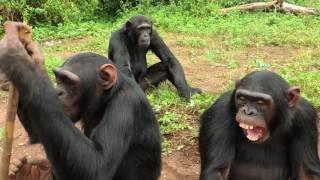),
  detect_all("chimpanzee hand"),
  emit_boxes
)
[2,21,45,74]
[180,87,202,100]
[9,156,52,180]
[190,87,202,96]
[0,21,31,59]
[0,22,40,77]
[9,155,28,178]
